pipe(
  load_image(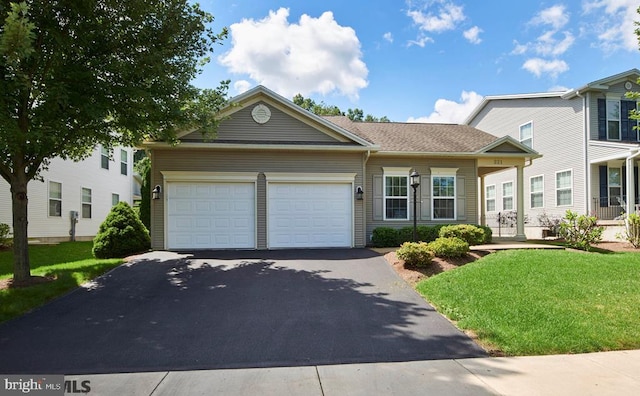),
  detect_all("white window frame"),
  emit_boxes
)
[112,193,120,206]
[555,169,573,207]
[120,149,128,176]
[606,99,621,141]
[608,166,622,207]
[100,146,110,170]
[530,175,544,209]
[48,181,62,217]
[485,184,496,212]
[383,167,411,221]
[502,181,514,211]
[81,187,92,219]
[519,121,533,148]
[431,168,457,221]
